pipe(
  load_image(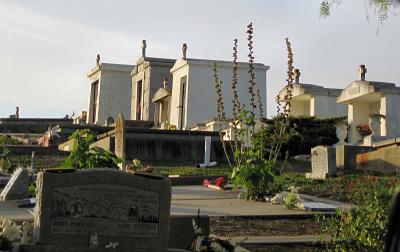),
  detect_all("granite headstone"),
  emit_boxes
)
[33,168,171,252]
